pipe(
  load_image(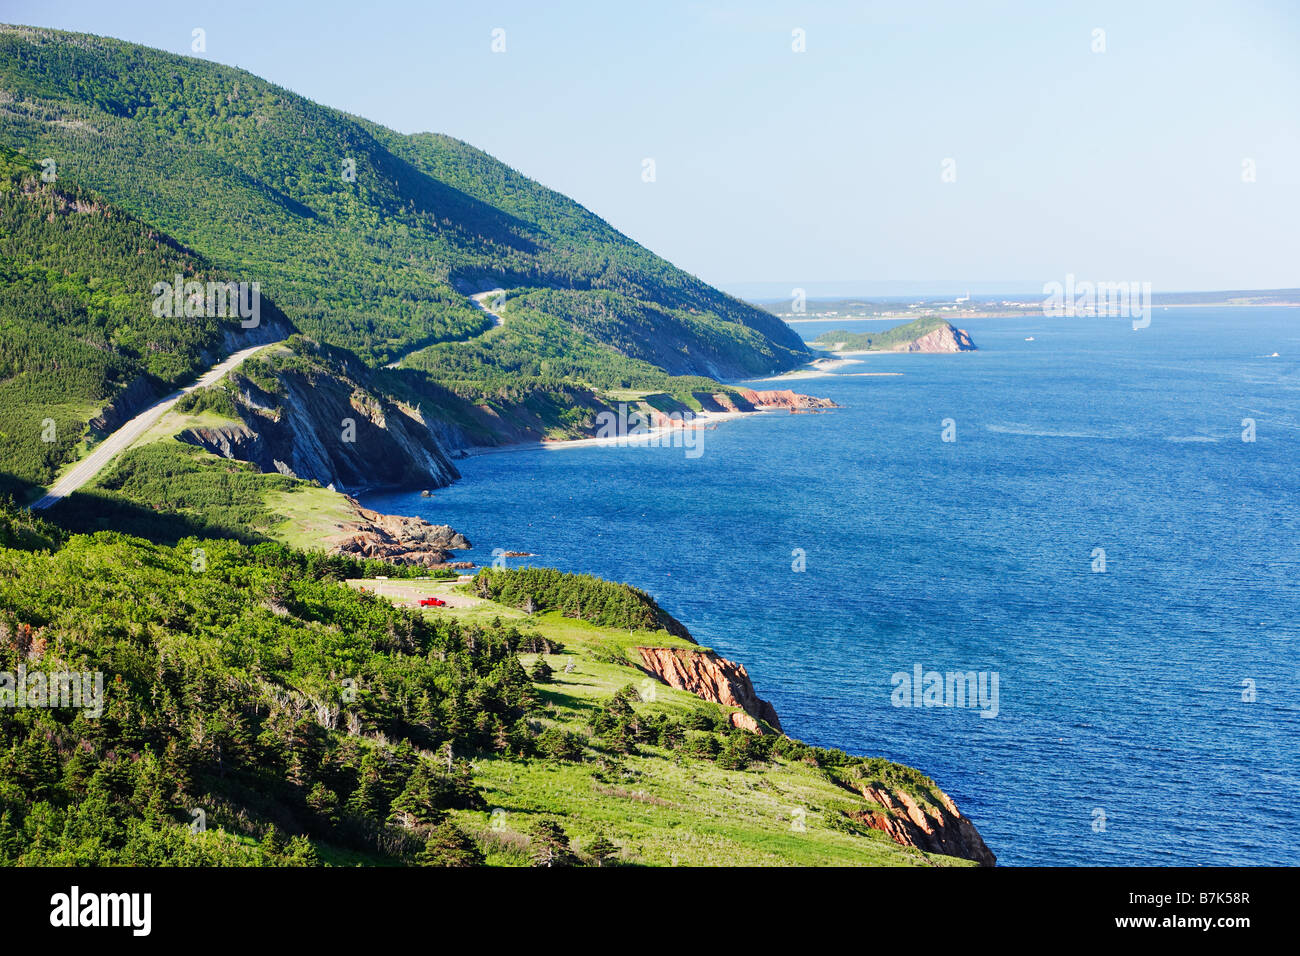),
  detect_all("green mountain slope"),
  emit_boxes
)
[0,23,806,375]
